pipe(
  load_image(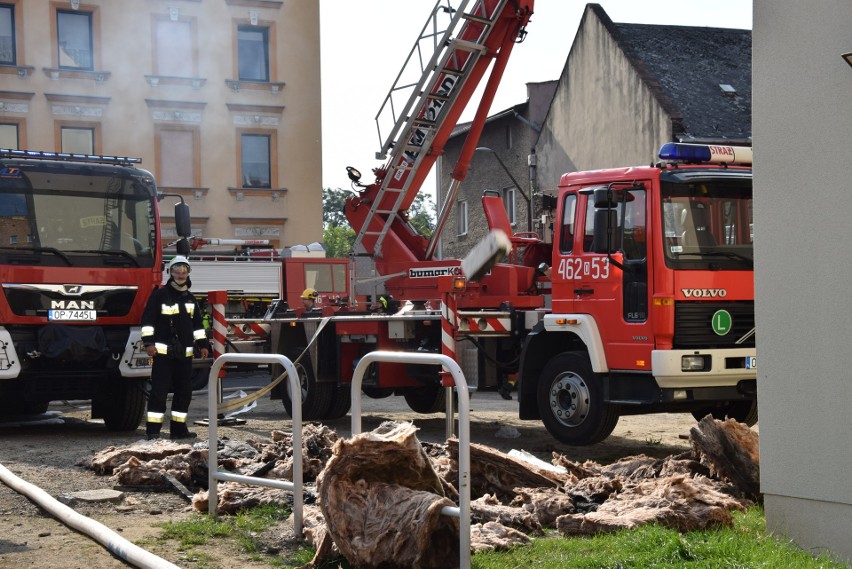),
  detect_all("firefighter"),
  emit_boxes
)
[141,256,210,440]
[300,288,319,312]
